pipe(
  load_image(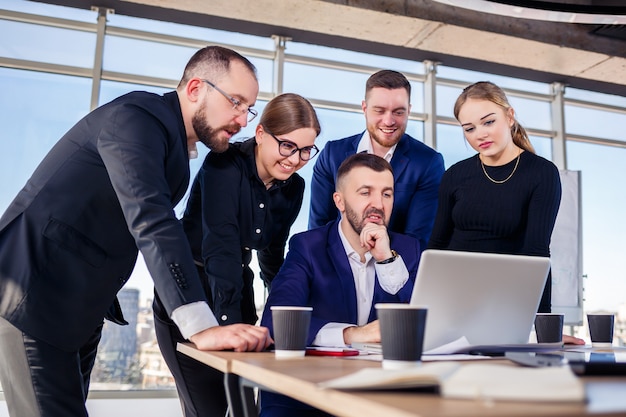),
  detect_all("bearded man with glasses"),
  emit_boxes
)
[0,45,271,417]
